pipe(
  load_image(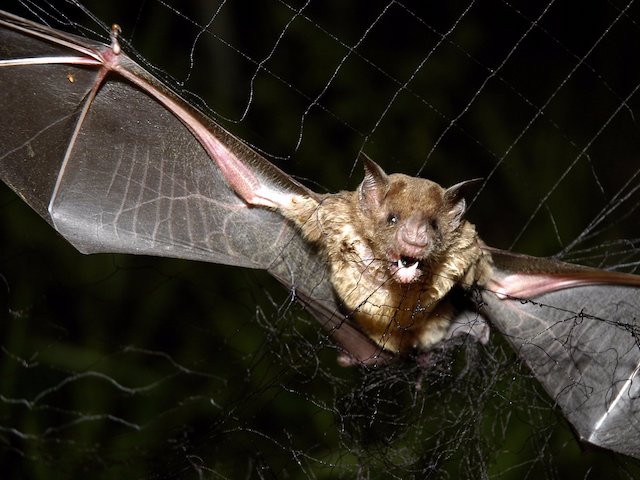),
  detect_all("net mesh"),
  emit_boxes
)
[1,0,639,478]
